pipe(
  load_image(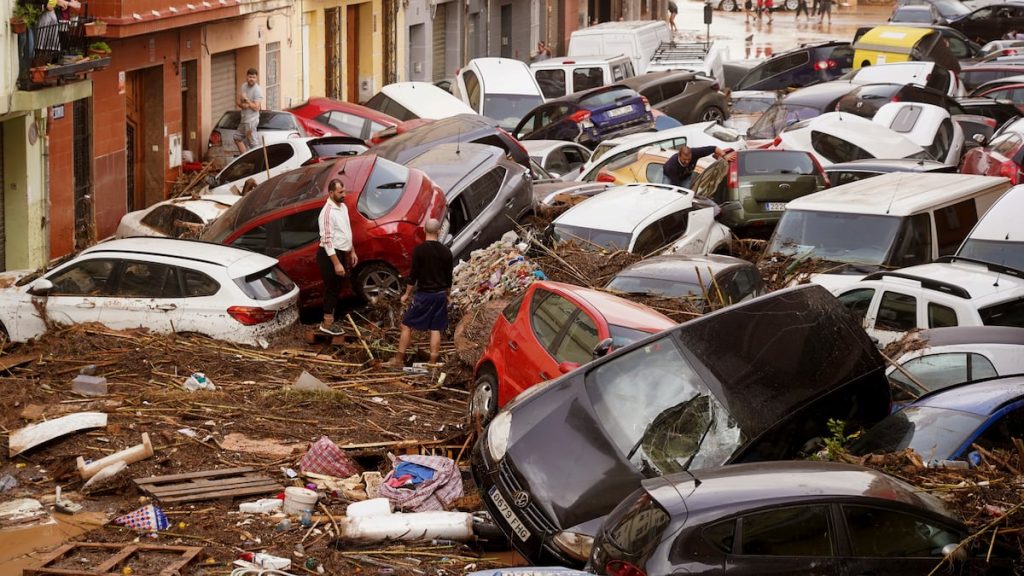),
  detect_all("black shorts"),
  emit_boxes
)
[402,291,449,332]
